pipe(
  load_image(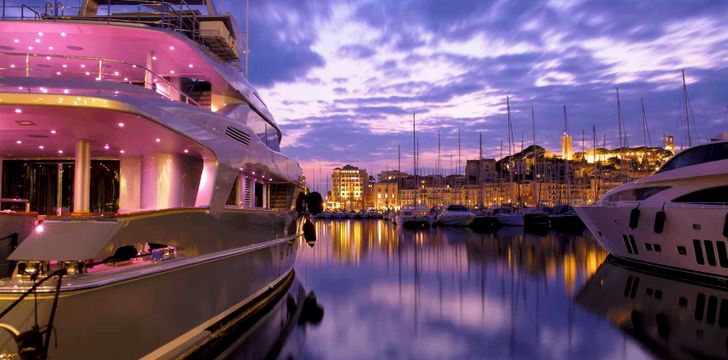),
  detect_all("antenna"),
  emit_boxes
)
[640,97,652,147]
[682,69,692,147]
